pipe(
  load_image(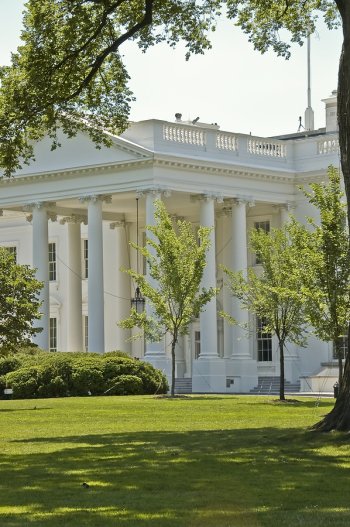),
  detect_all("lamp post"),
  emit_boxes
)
[131,197,145,313]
